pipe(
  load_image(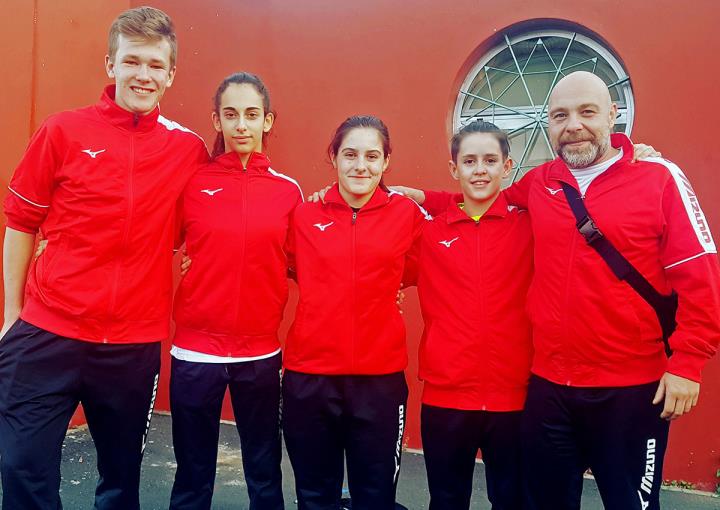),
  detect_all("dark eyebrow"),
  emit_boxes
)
[221,107,239,113]
[122,54,164,65]
[460,152,500,159]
